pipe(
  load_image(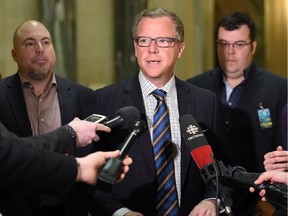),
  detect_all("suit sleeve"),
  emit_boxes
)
[0,123,78,196]
[22,125,76,155]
